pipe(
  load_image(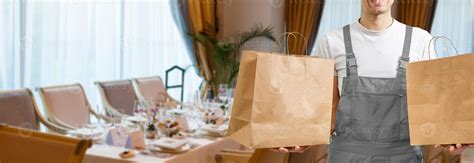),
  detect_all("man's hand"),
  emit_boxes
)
[435,144,474,155]
[269,146,310,153]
